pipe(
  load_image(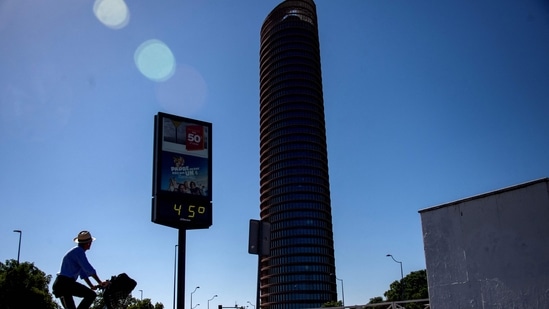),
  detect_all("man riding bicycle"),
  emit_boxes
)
[53,231,108,309]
